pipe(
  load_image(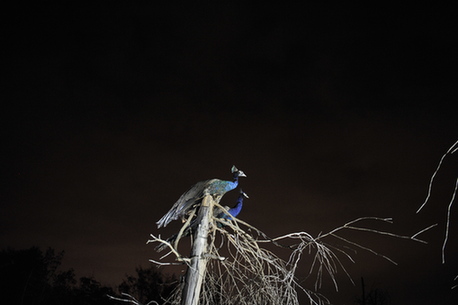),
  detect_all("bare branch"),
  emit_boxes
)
[107,293,159,305]
[146,234,191,265]
[417,139,458,213]
[411,223,438,240]
[442,177,458,264]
